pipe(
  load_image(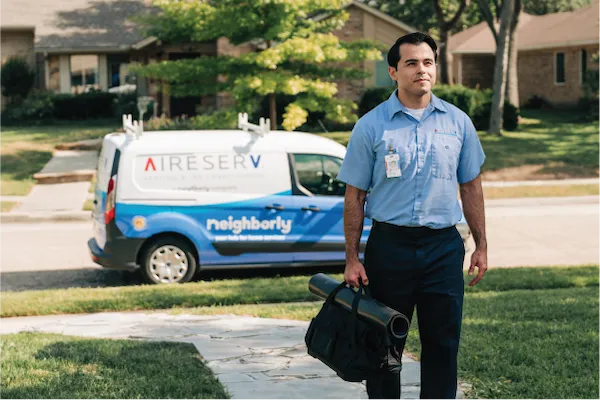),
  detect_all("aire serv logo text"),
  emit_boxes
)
[143,154,262,172]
